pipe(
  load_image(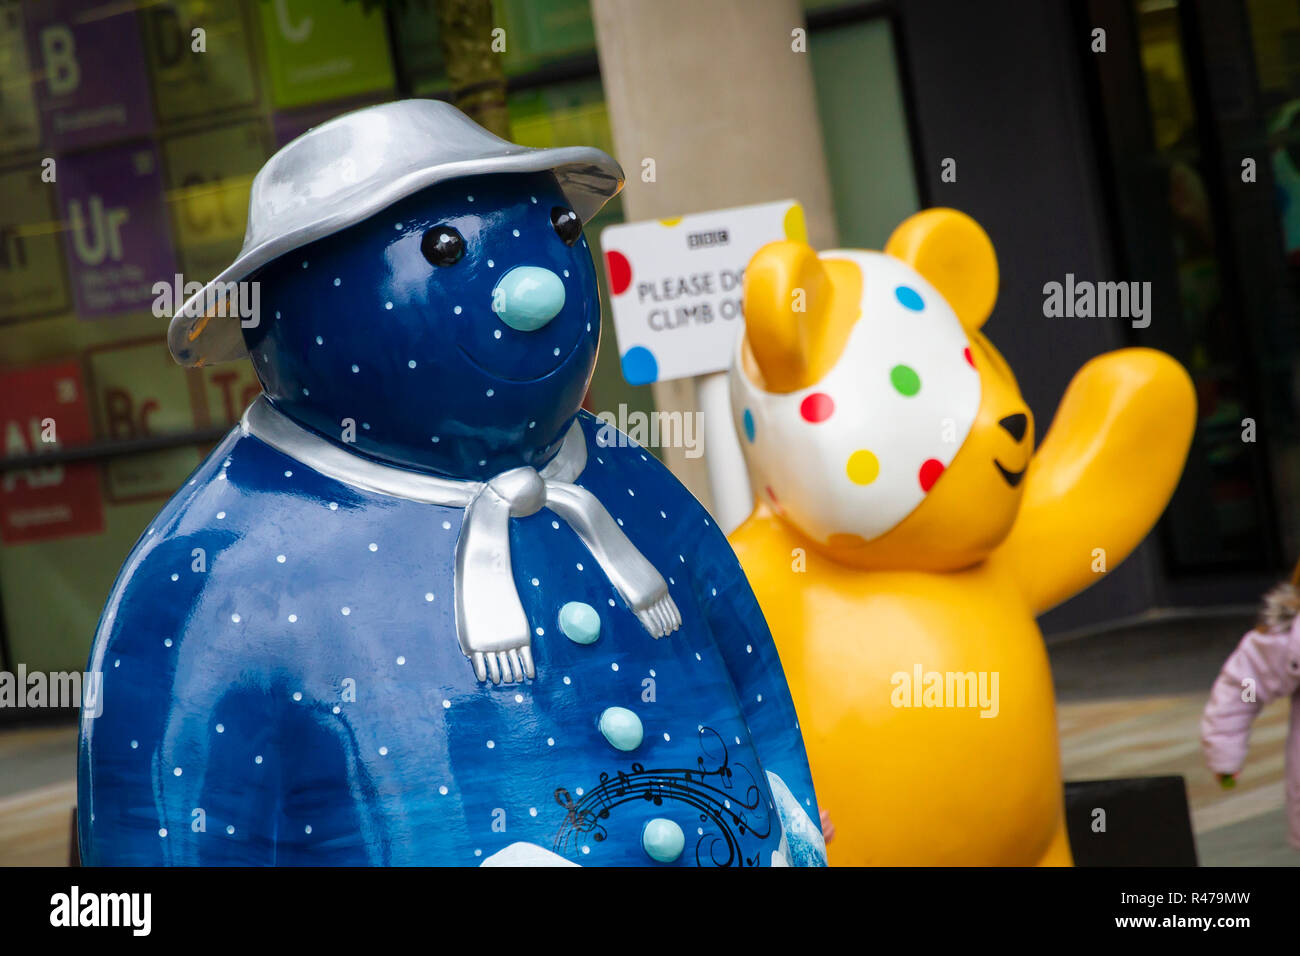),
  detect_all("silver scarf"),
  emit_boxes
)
[242,398,681,684]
